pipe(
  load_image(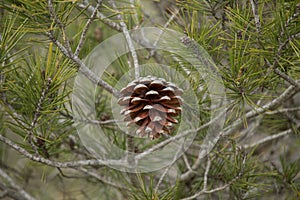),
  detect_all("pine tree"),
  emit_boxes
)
[0,0,300,199]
